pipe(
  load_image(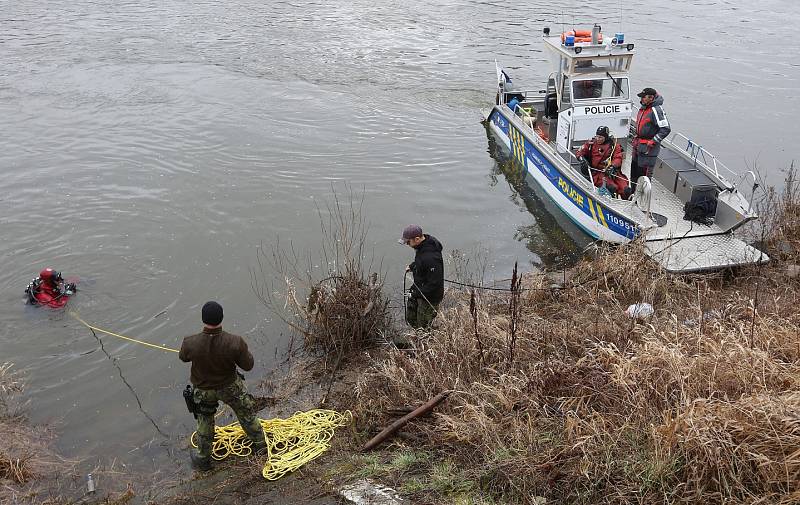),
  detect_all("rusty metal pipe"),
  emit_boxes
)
[360,391,451,451]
